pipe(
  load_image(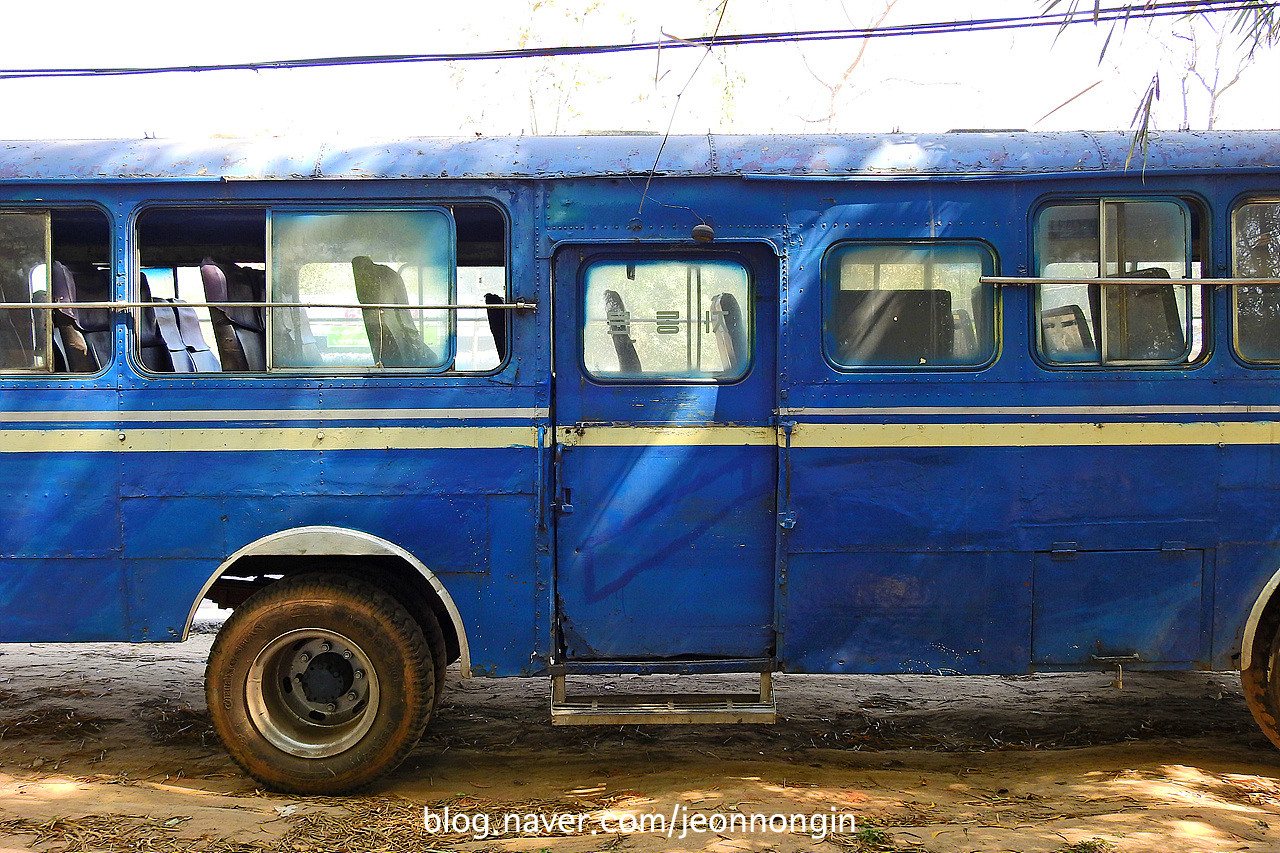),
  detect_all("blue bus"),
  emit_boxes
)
[2,131,1280,793]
